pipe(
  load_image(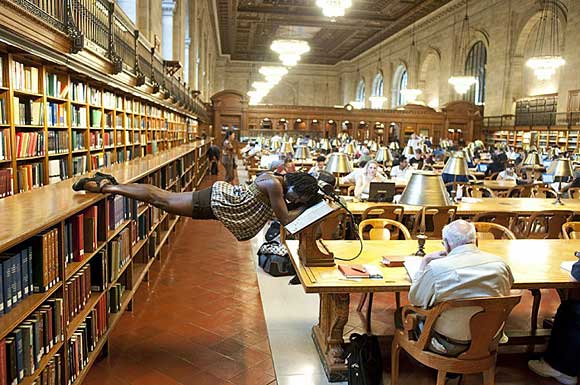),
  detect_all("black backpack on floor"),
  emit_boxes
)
[345,333,383,385]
